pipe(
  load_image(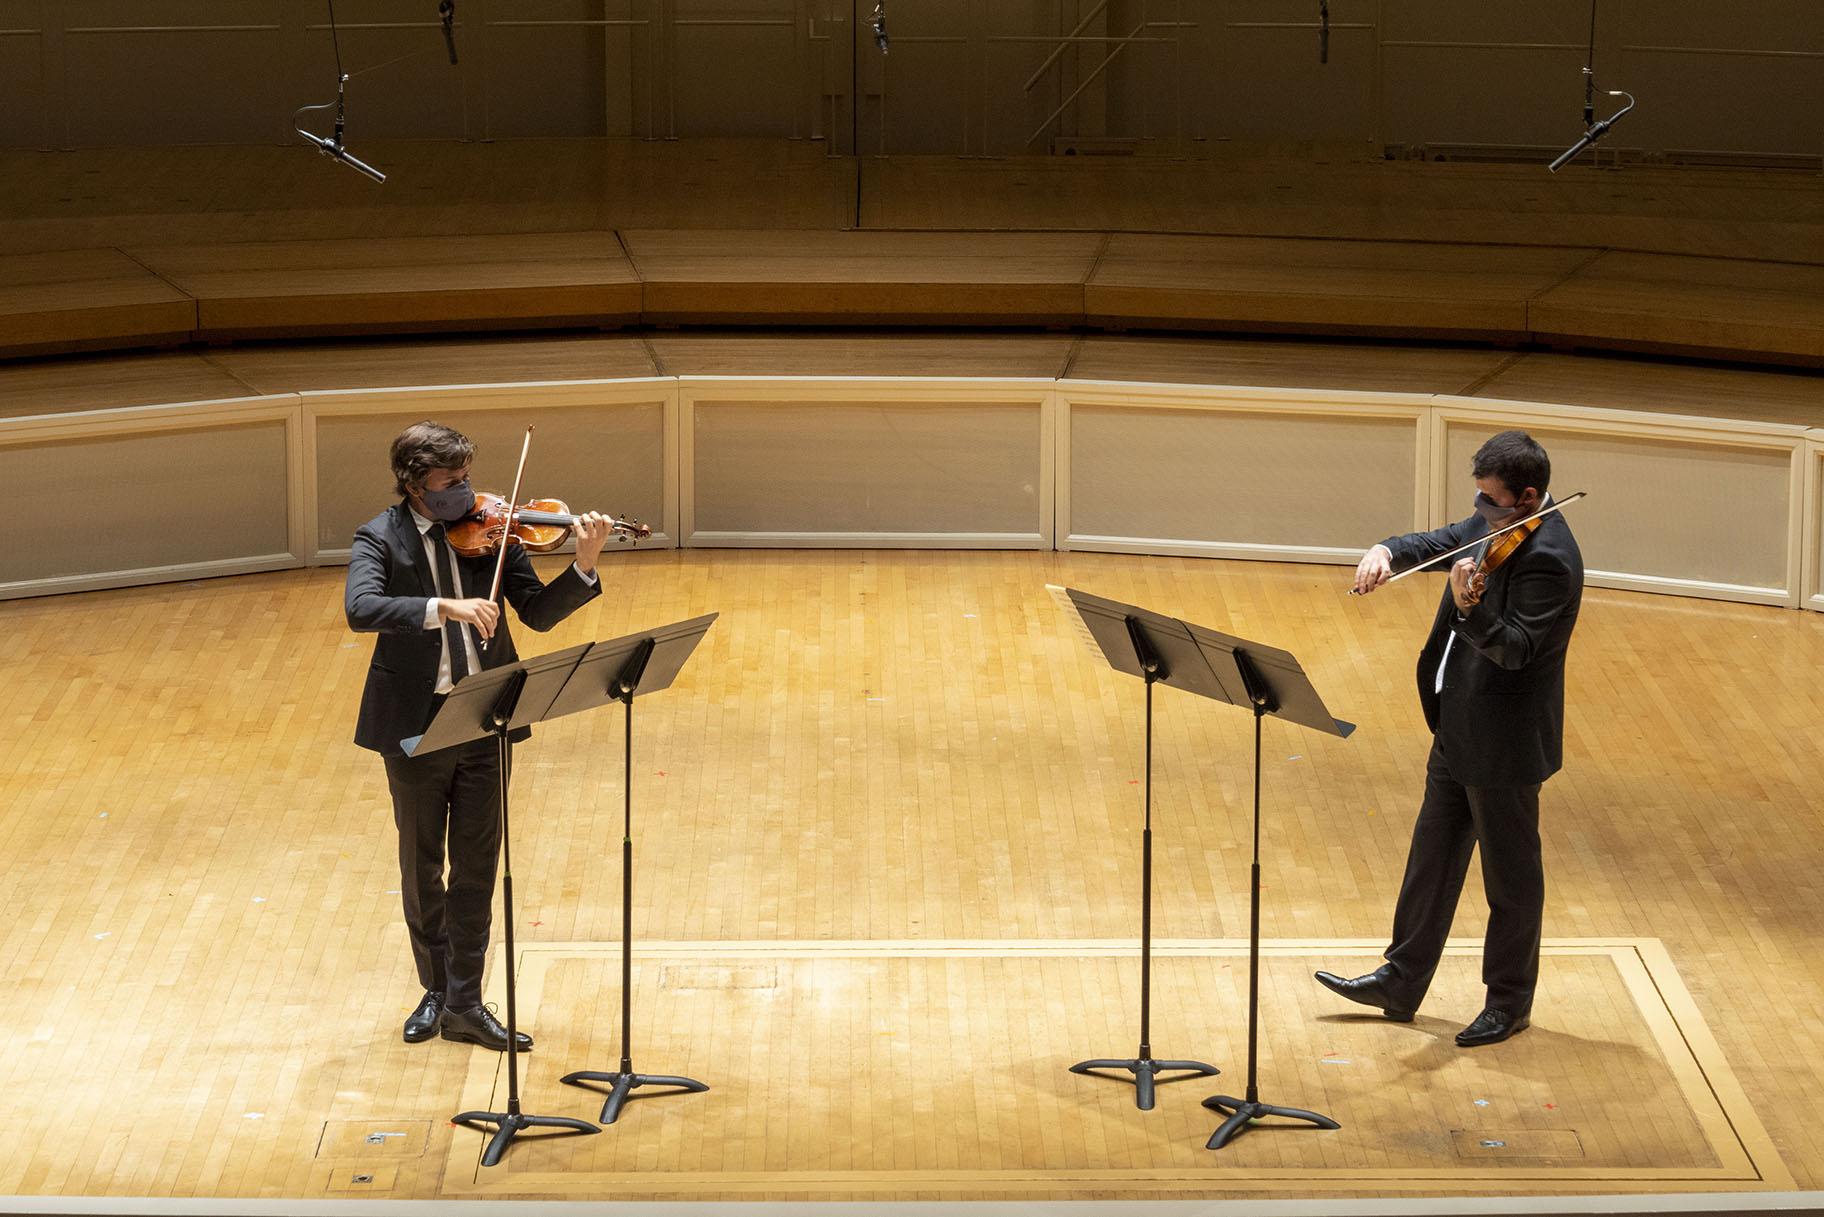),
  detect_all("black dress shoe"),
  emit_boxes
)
[1456,1007,1529,1047]
[403,990,444,1043]
[440,1004,533,1052]
[1314,966,1415,1022]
